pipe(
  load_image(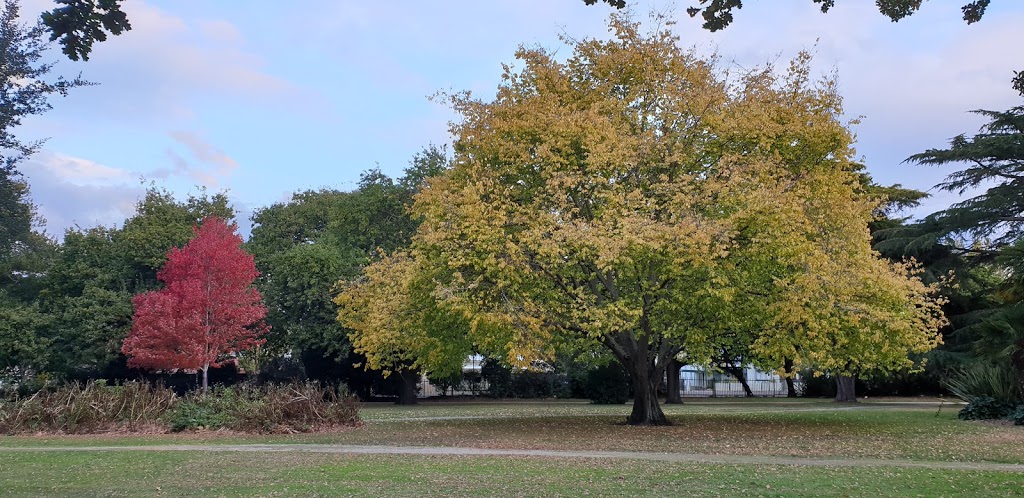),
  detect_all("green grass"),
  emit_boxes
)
[2,450,1022,497]
[2,398,1021,496]
[4,398,1014,463]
